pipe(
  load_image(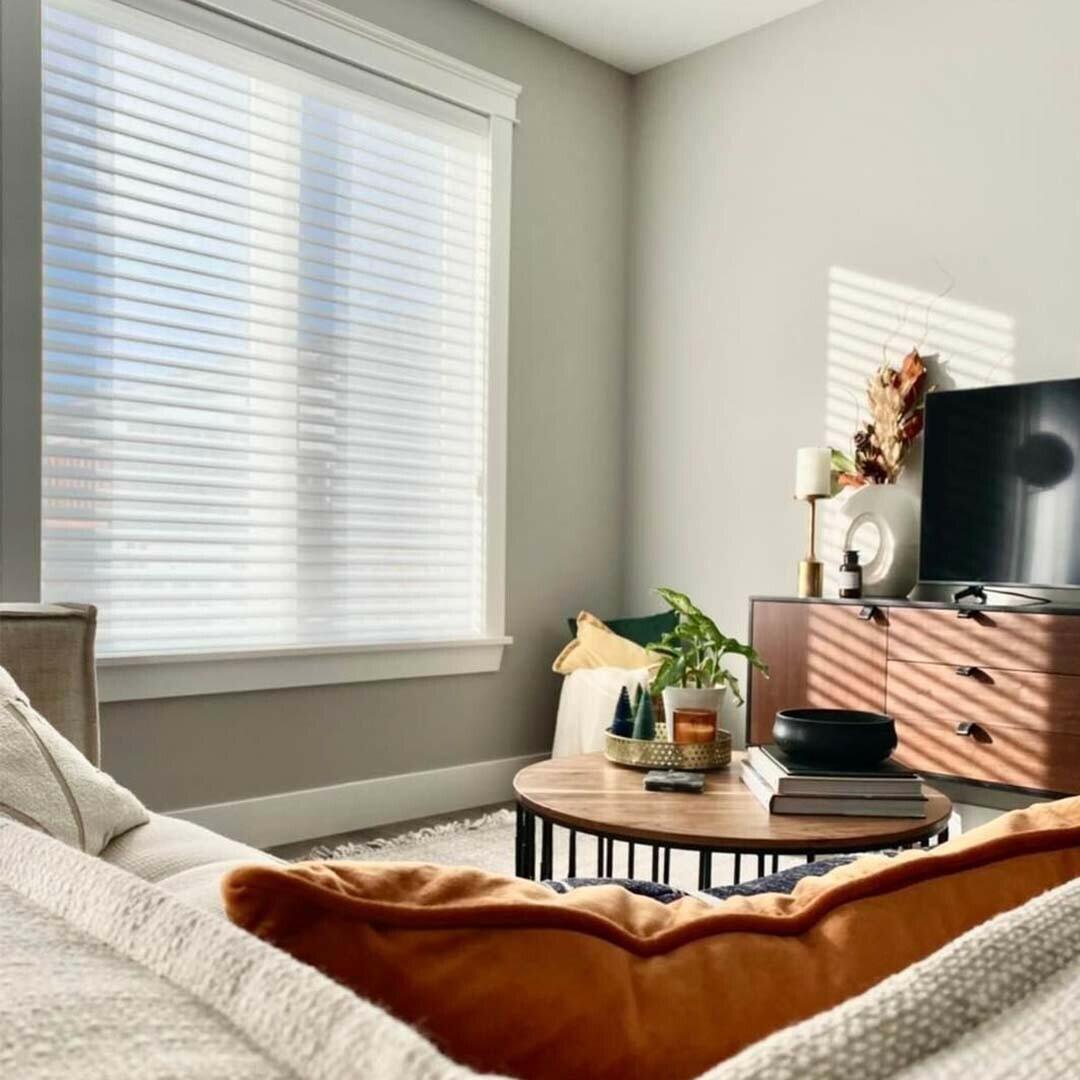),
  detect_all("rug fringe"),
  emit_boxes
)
[301,808,516,862]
